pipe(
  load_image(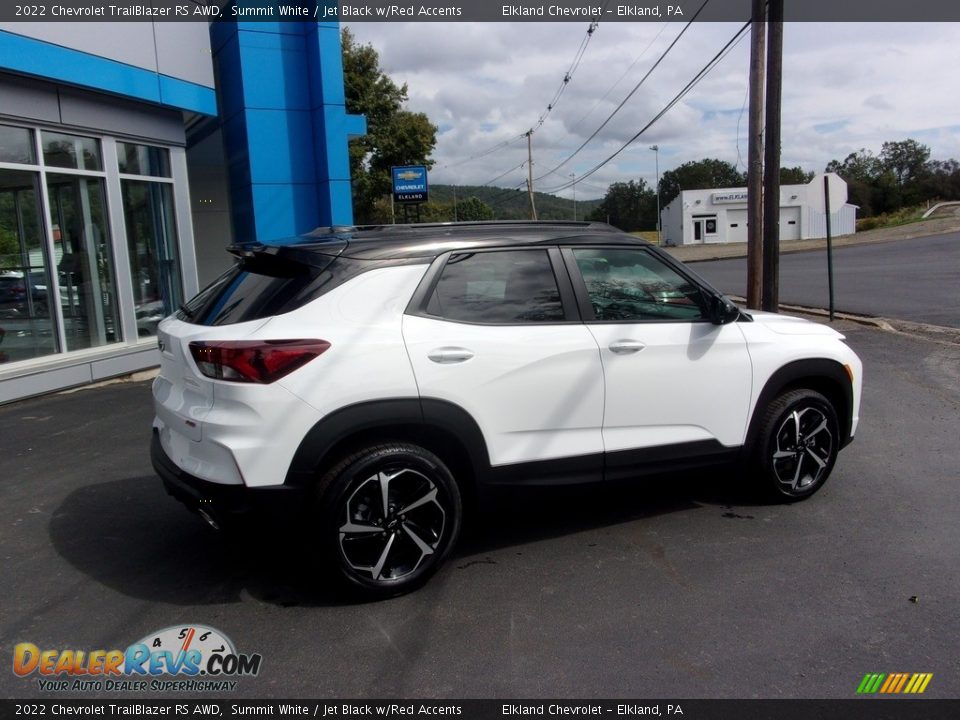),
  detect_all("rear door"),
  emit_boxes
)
[402,247,605,474]
[562,246,752,476]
